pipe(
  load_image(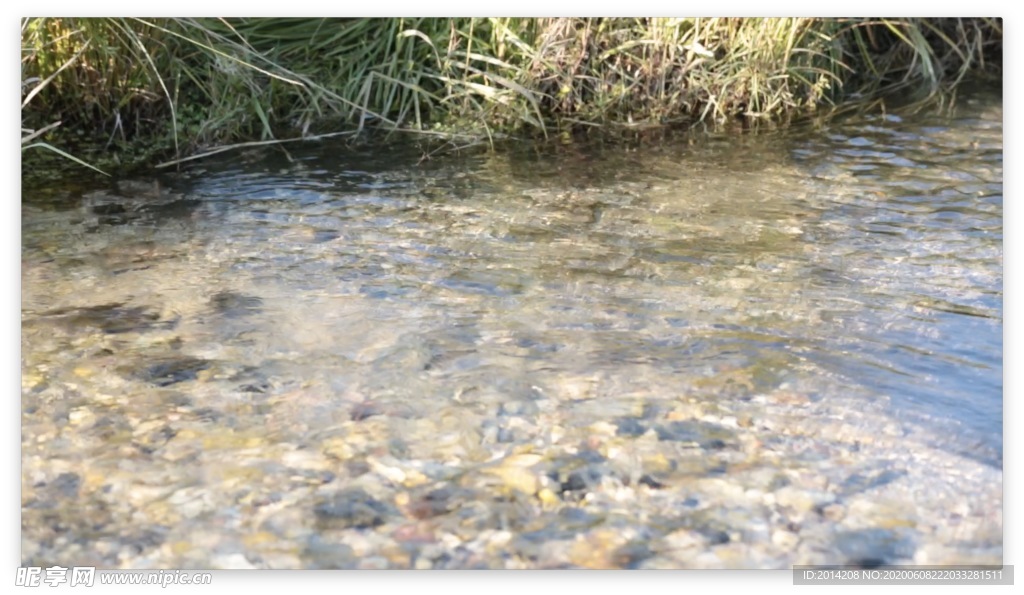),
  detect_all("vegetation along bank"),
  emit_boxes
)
[21,17,1002,176]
